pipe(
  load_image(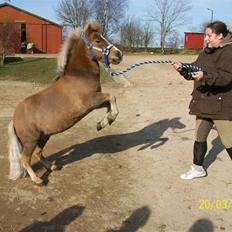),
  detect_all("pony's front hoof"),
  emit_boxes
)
[96,122,102,131]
